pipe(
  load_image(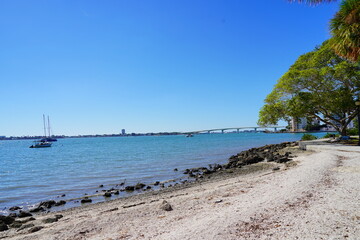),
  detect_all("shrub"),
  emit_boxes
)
[322,133,338,138]
[301,133,317,141]
[347,128,358,136]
